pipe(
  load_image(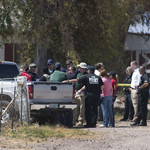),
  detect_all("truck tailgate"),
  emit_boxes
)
[33,82,73,100]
